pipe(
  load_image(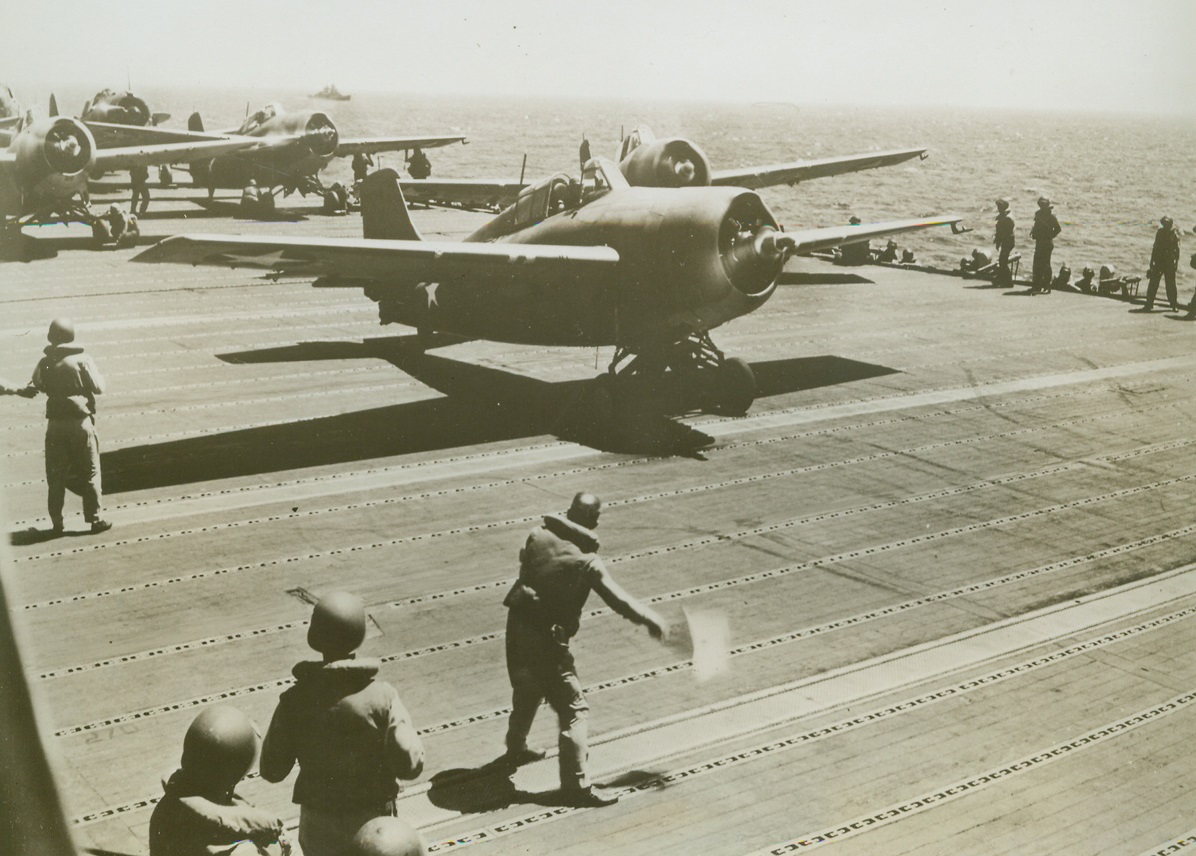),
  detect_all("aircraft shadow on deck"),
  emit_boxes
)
[777,270,873,285]
[102,337,898,492]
